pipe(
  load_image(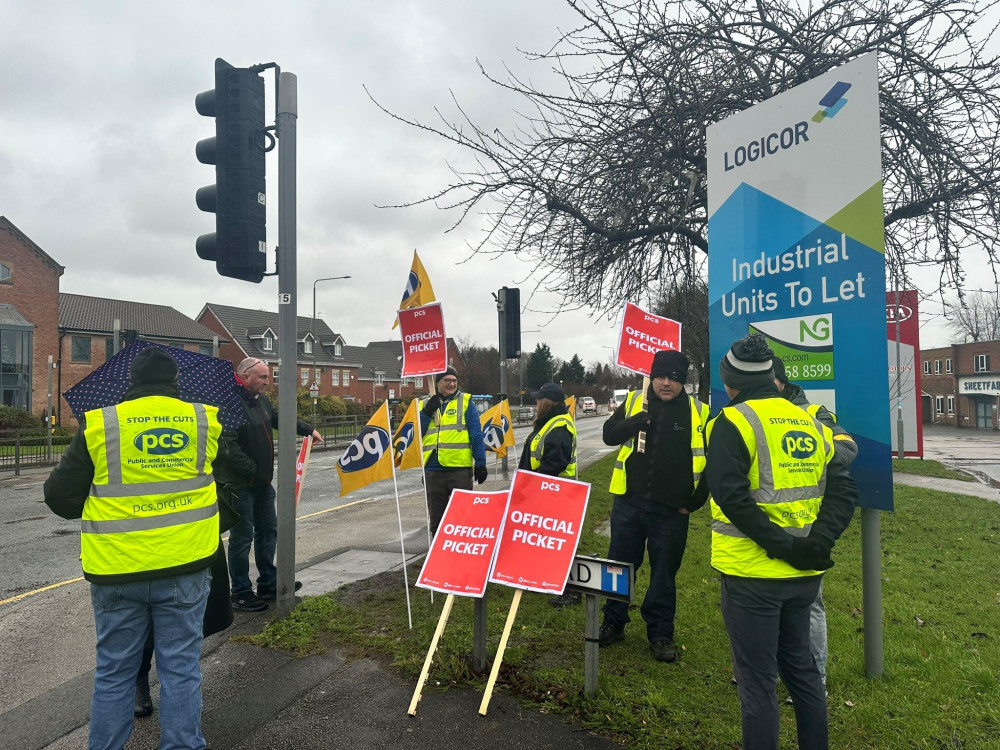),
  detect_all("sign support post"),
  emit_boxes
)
[584,594,600,697]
